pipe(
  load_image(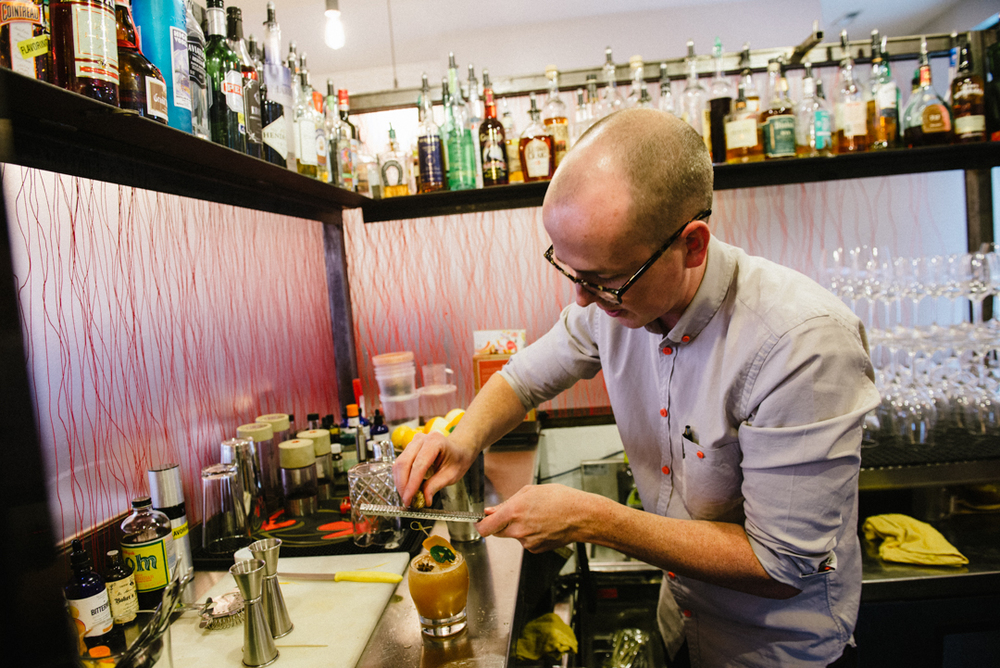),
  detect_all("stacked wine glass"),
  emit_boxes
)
[821,245,1000,447]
